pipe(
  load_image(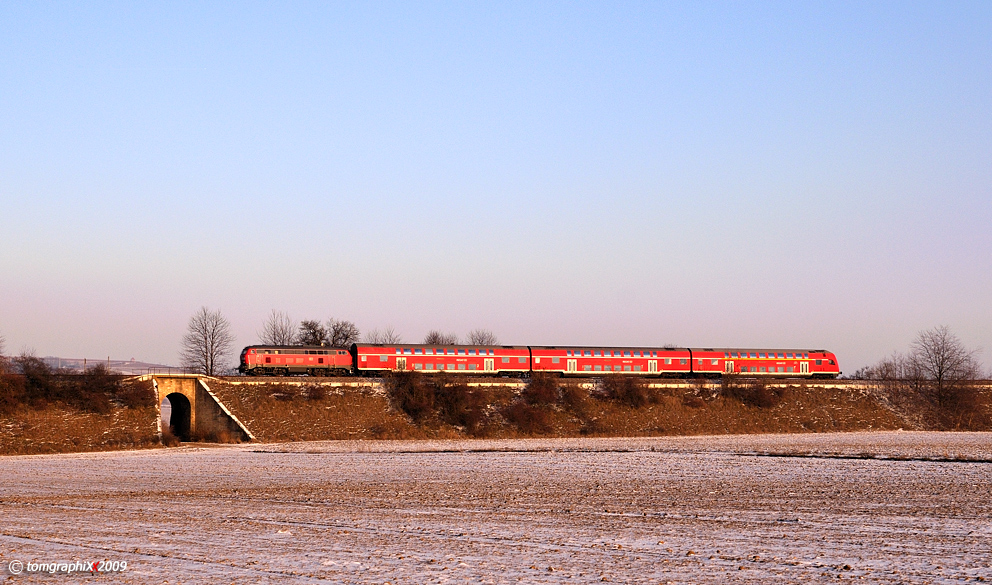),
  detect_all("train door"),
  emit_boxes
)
[800,361,809,375]
[725,361,734,373]
[567,359,577,373]
[648,360,657,373]
[484,358,494,372]
[396,357,406,371]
